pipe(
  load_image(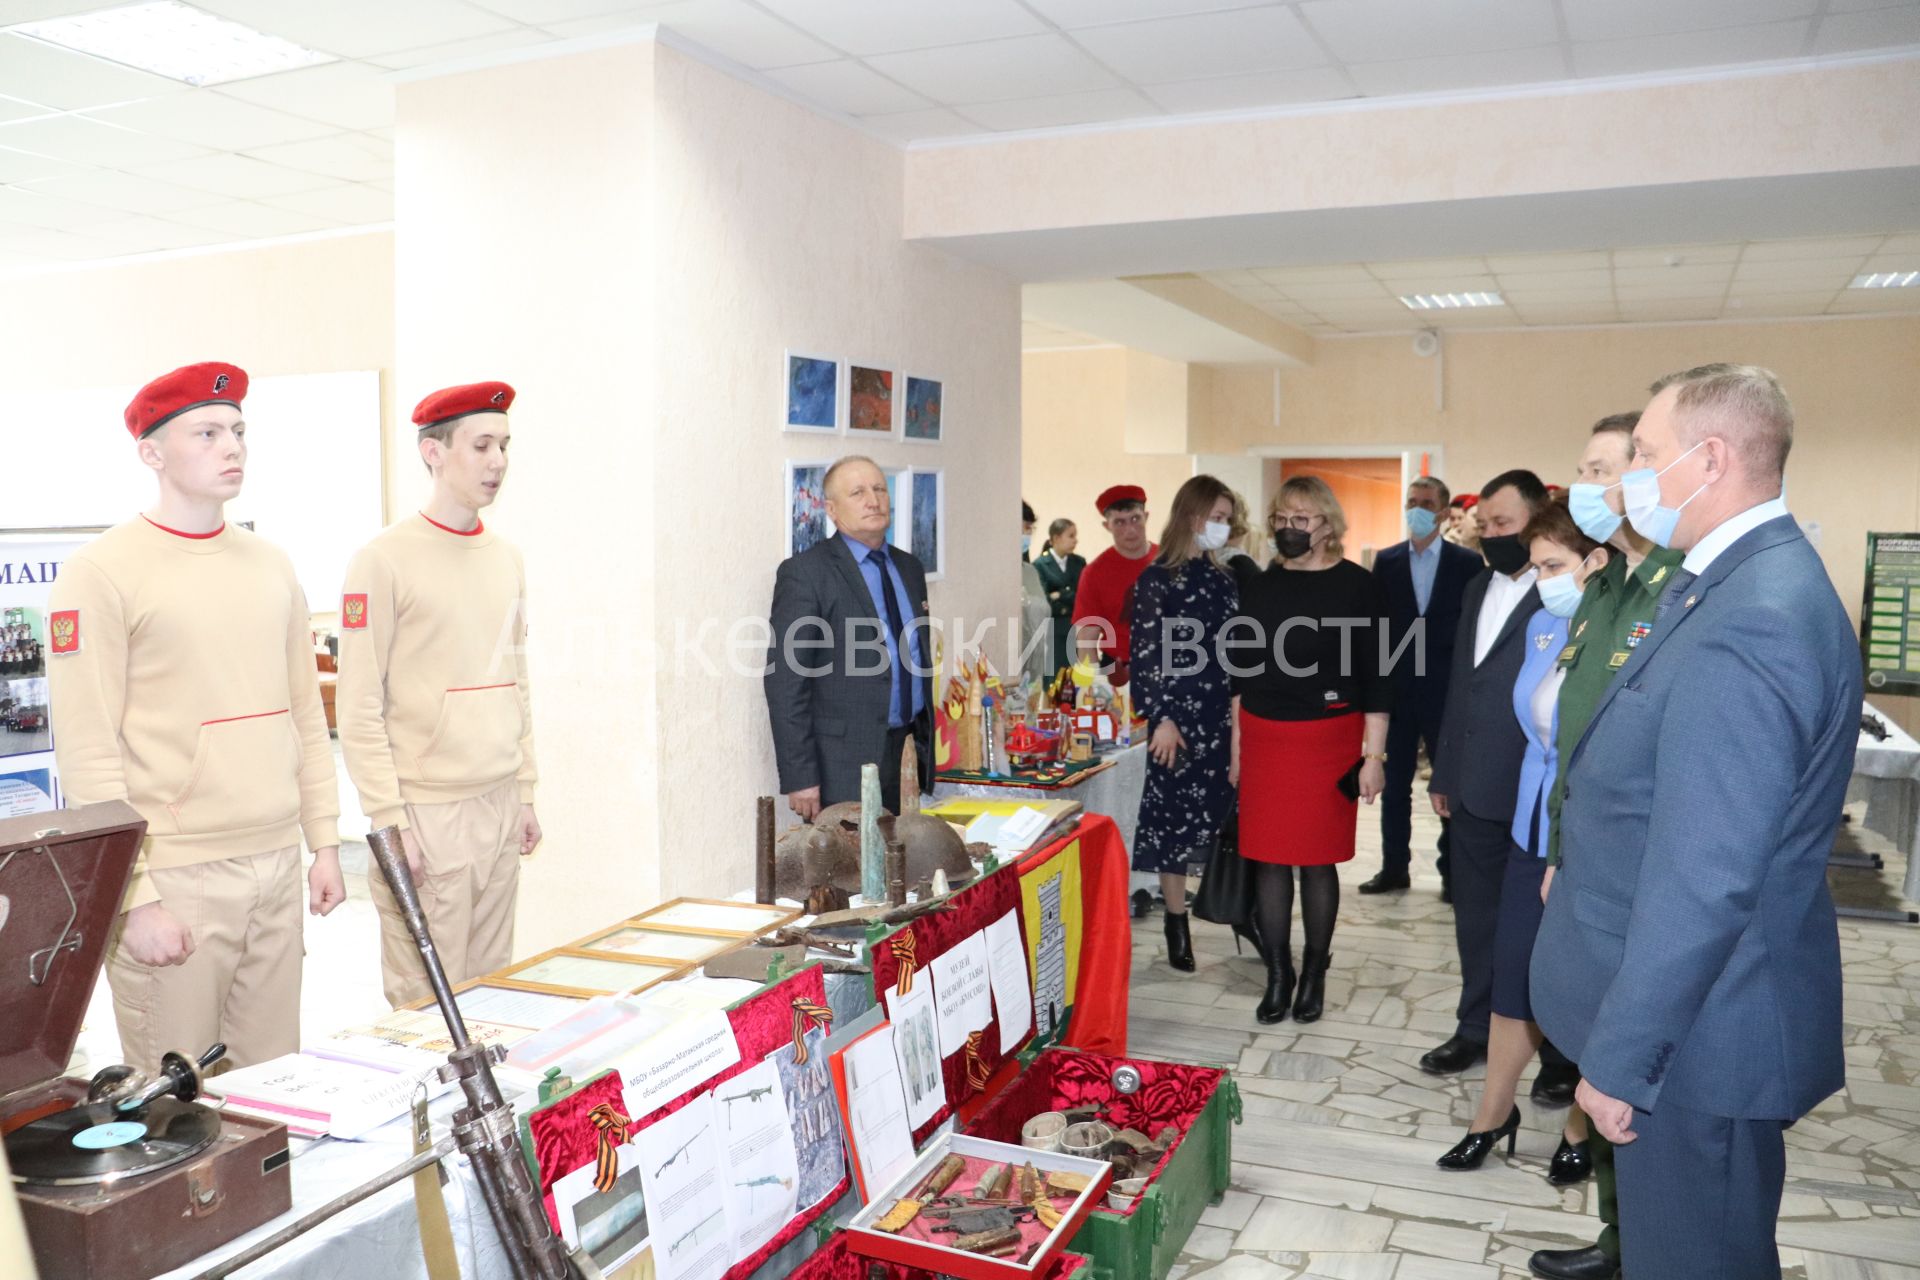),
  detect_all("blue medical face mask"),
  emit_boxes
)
[1621,441,1708,549]
[1567,481,1623,543]
[1537,571,1585,618]
[1021,534,1032,555]
[1406,506,1439,540]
